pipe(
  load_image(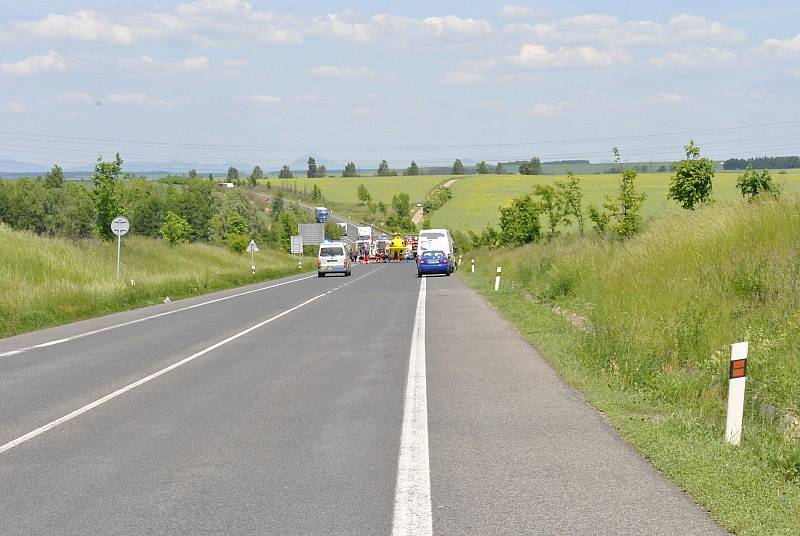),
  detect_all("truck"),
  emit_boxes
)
[315,207,330,223]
